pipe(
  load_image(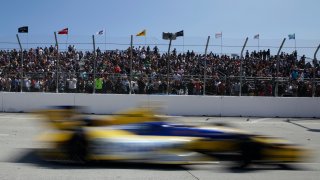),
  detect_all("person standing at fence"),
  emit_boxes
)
[23,78,31,92]
[0,77,4,91]
[194,78,202,95]
[187,79,194,95]
[103,76,114,94]
[67,76,77,93]
[3,77,11,91]
[121,76,130,94]
[95,76,103,93]
[138,76,146,94]
[32,78,41,92]
[232,82,240,96]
